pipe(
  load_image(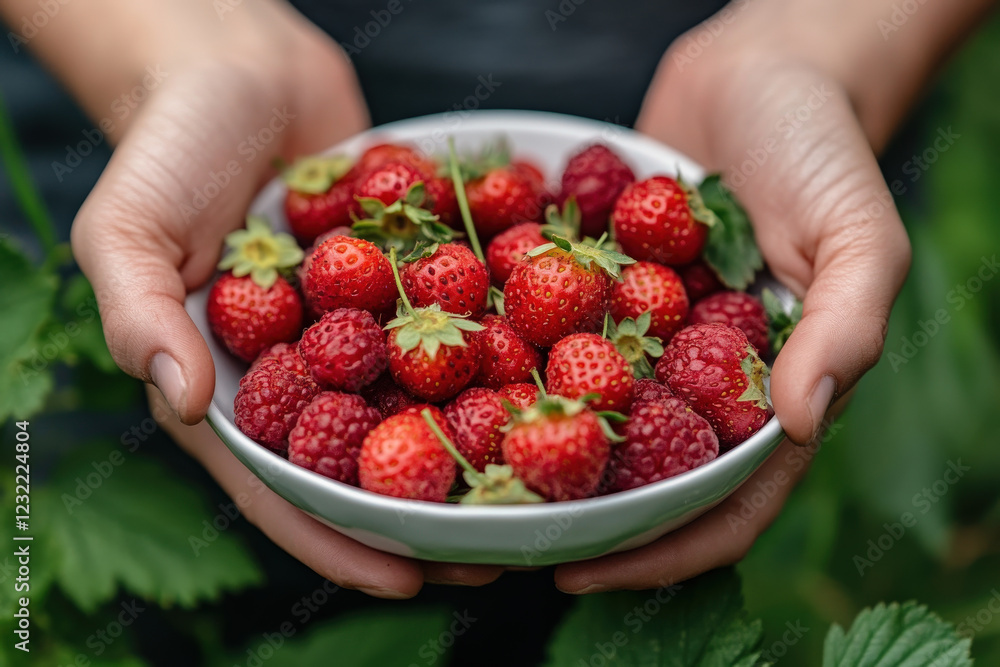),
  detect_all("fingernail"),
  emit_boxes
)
[358,586,410,600]
[150,352,187,418]
[807,375,836,442]
[561,583,609,595]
